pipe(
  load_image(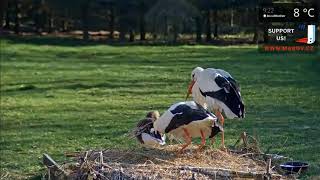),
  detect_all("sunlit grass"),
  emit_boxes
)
[0,37,319,179]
